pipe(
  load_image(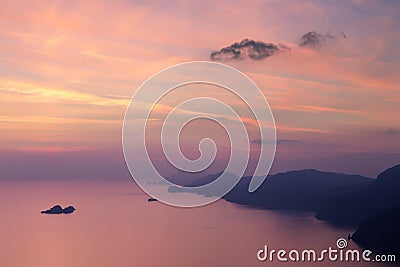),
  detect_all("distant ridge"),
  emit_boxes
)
[168,165,400,230]
[223,169,372,213]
